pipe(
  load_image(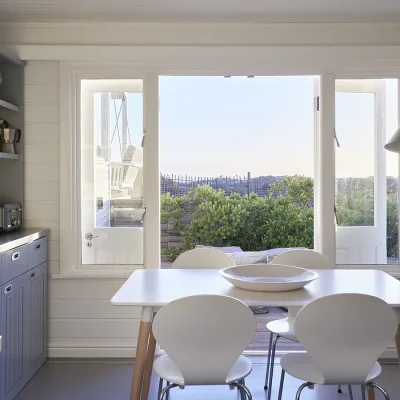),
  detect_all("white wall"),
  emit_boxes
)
[24,61,141,357]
